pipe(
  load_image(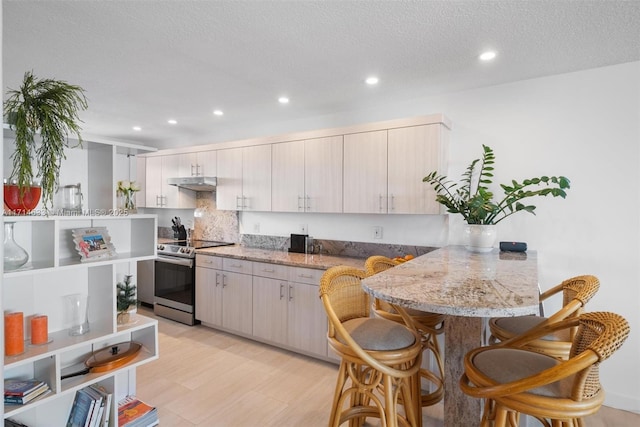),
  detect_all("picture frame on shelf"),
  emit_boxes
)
[72,227,116,261]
